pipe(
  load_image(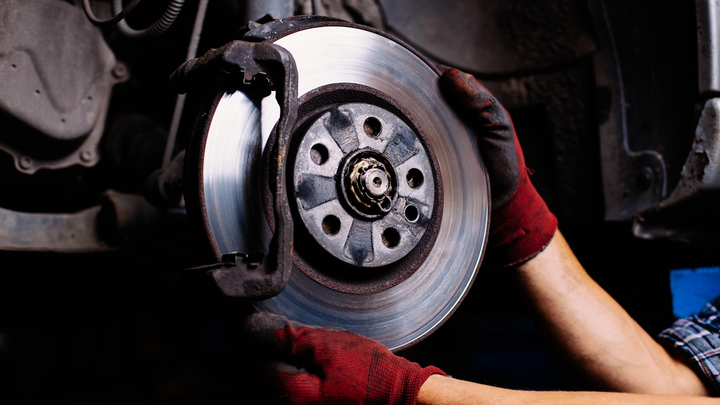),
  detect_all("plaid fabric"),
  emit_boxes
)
[658,295,720,395]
